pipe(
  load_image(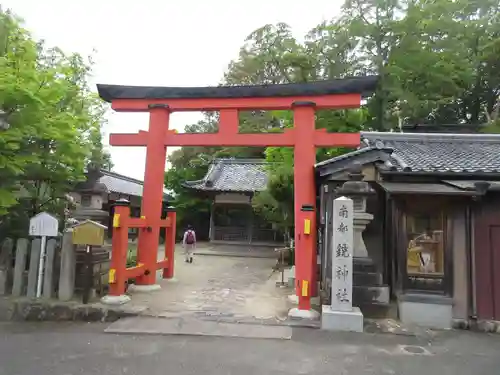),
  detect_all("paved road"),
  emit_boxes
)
[1,322,499,375]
